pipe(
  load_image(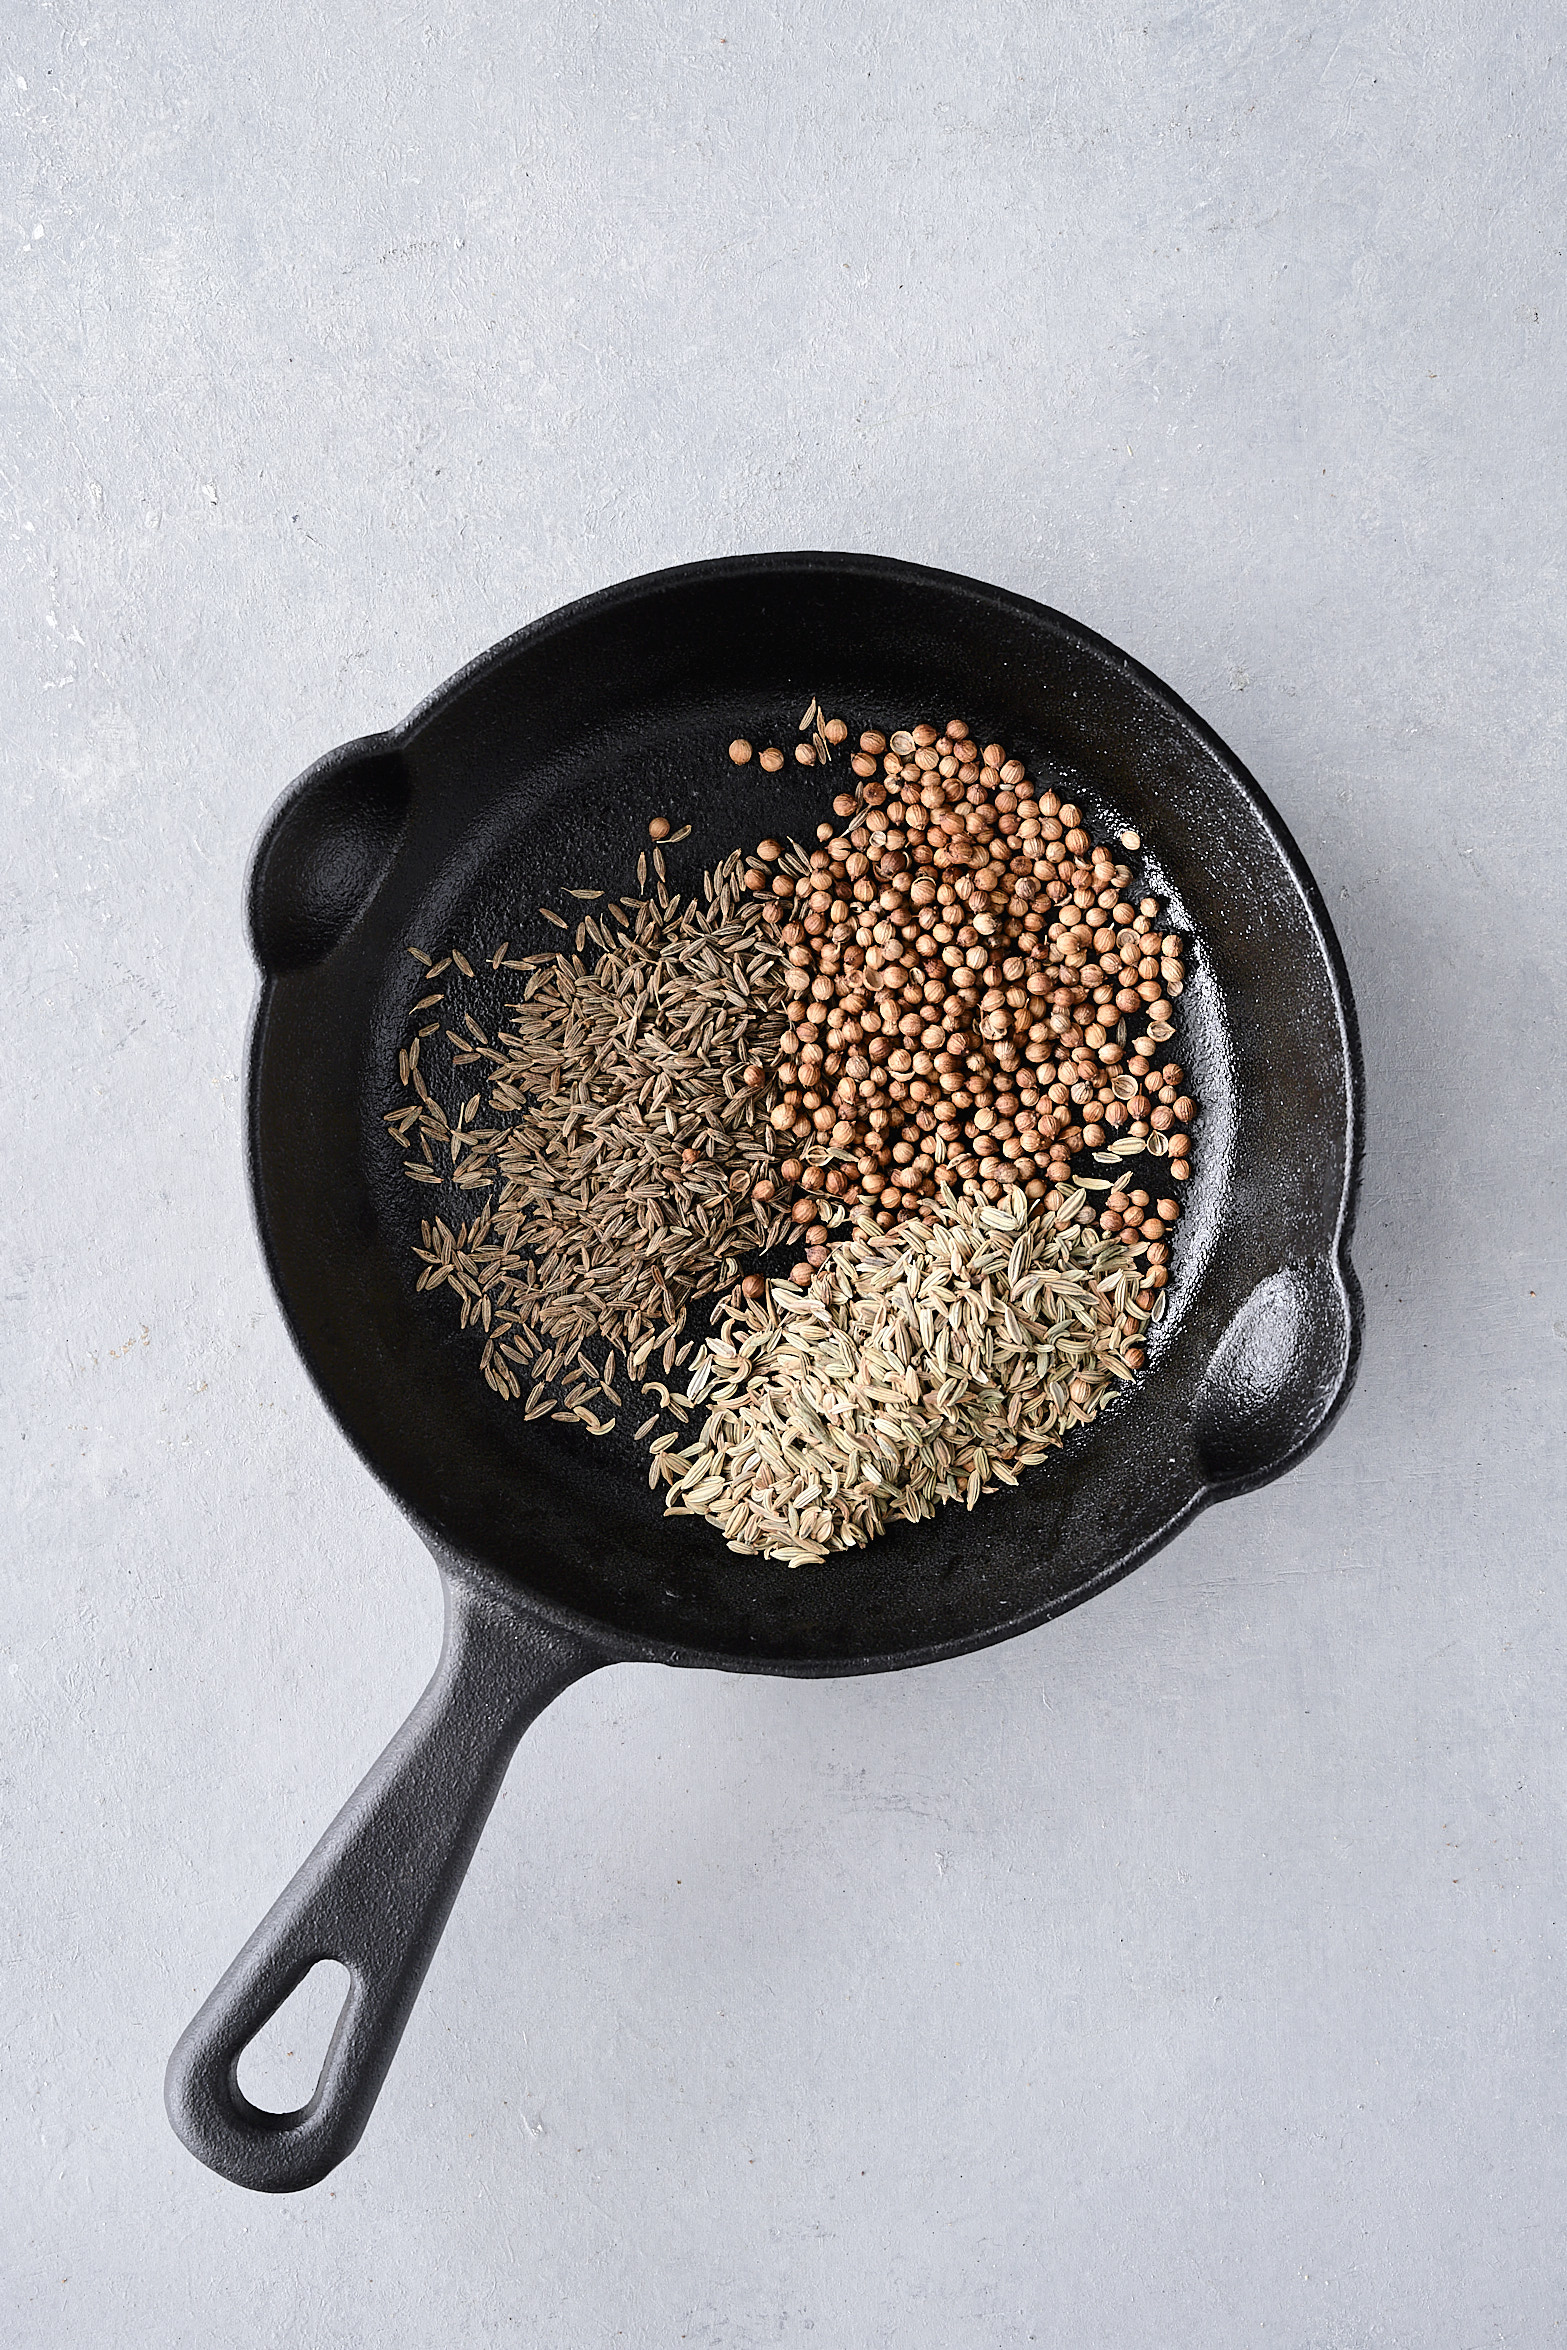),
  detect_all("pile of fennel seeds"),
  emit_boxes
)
[654,1183,1154,1565]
